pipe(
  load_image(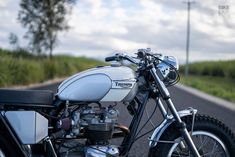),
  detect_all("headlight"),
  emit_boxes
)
[157,56,179,86]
